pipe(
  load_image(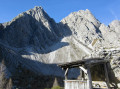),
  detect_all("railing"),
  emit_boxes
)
[64,80,88,89]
